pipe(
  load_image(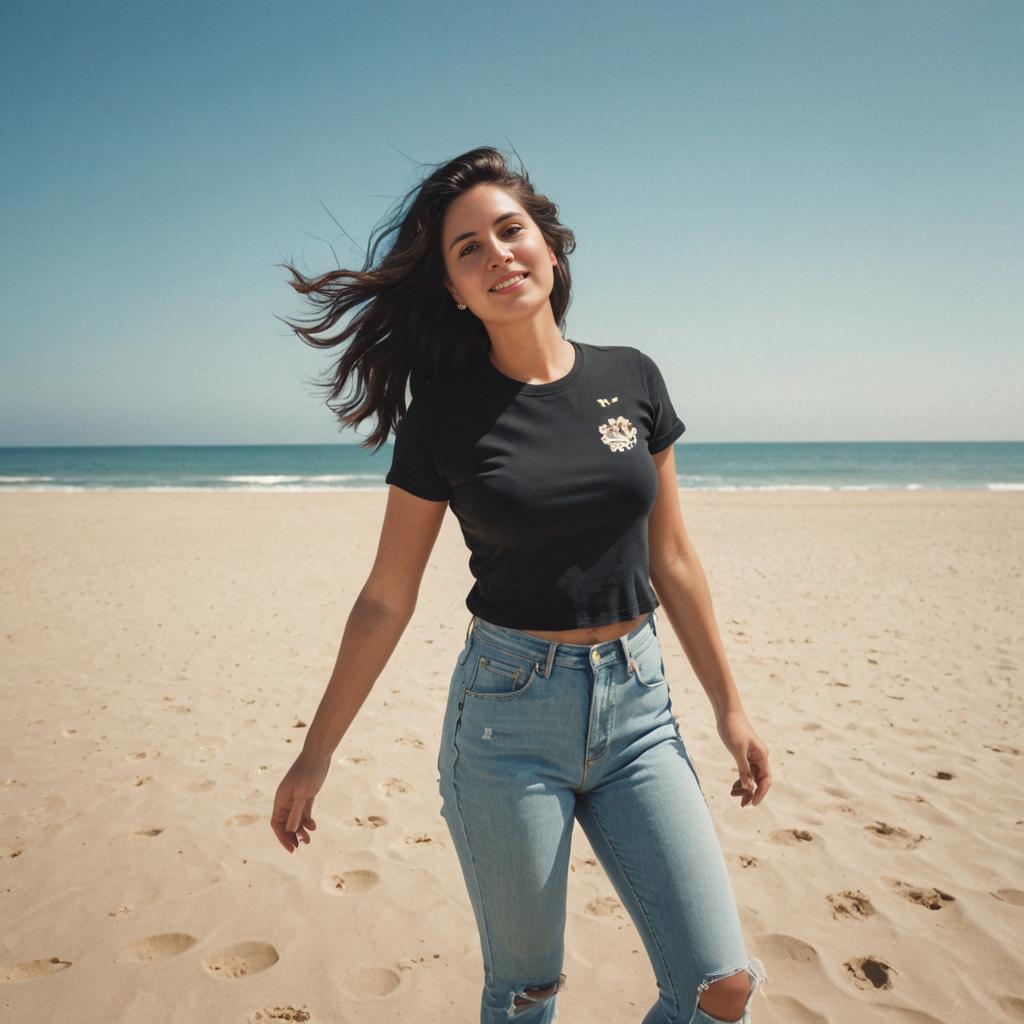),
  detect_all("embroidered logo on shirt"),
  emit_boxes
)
[599,415,638,452]
[596,396,619,407]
